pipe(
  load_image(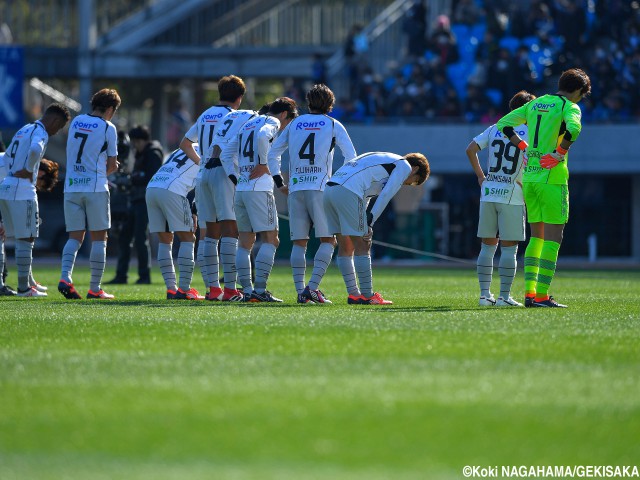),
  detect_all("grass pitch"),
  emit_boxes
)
[1,265,639,479]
